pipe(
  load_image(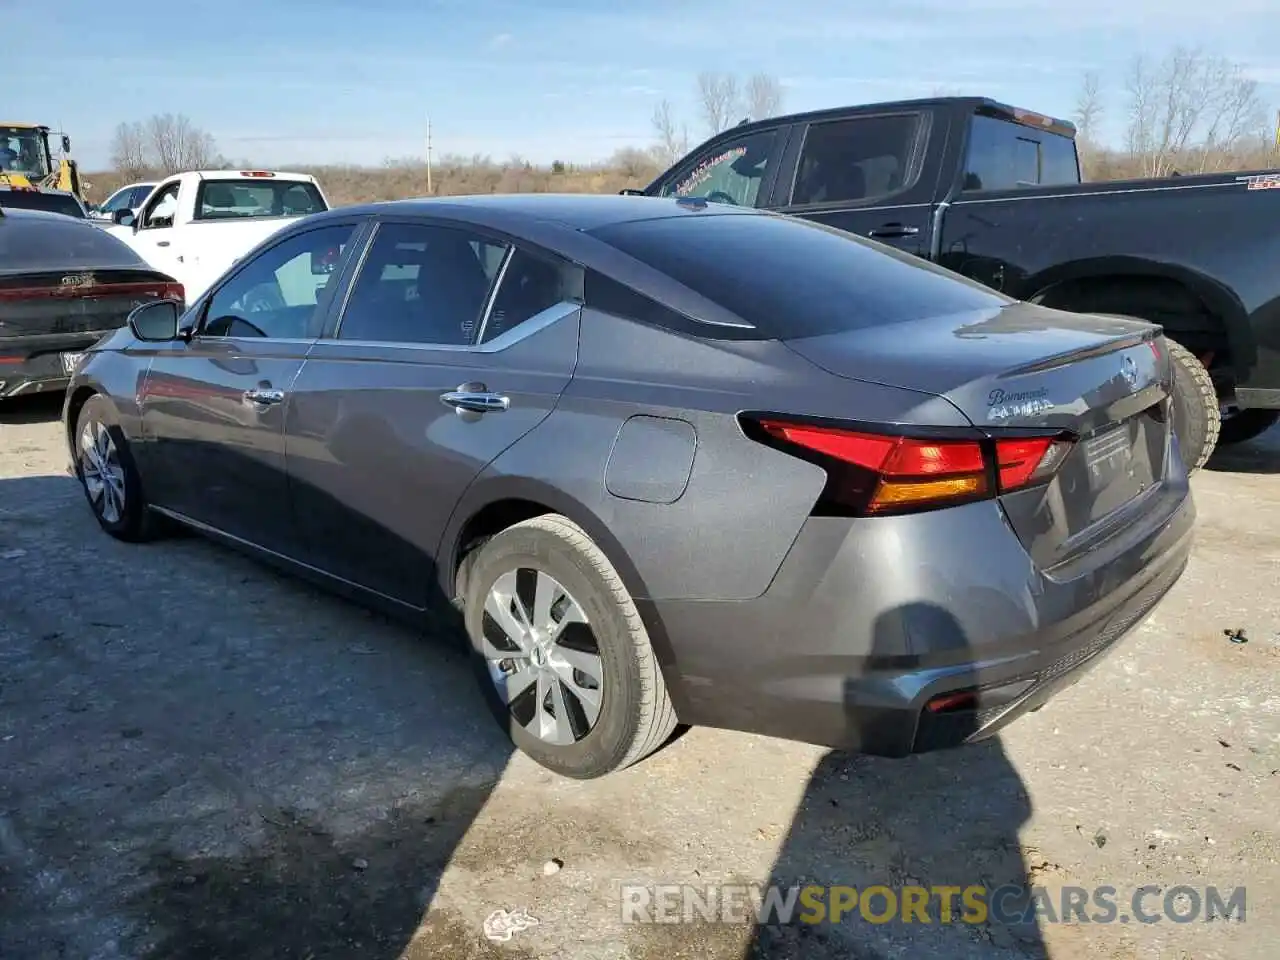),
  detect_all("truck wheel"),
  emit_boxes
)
[1217,407,1280,447]
[1165,337,1219,474]
[461,514,678,780]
